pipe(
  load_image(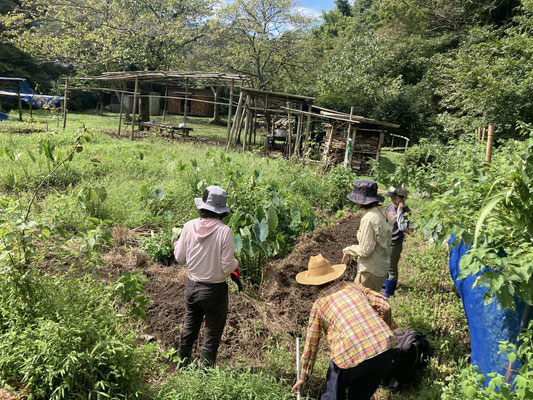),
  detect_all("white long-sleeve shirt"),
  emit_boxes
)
[174,218,239,283]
